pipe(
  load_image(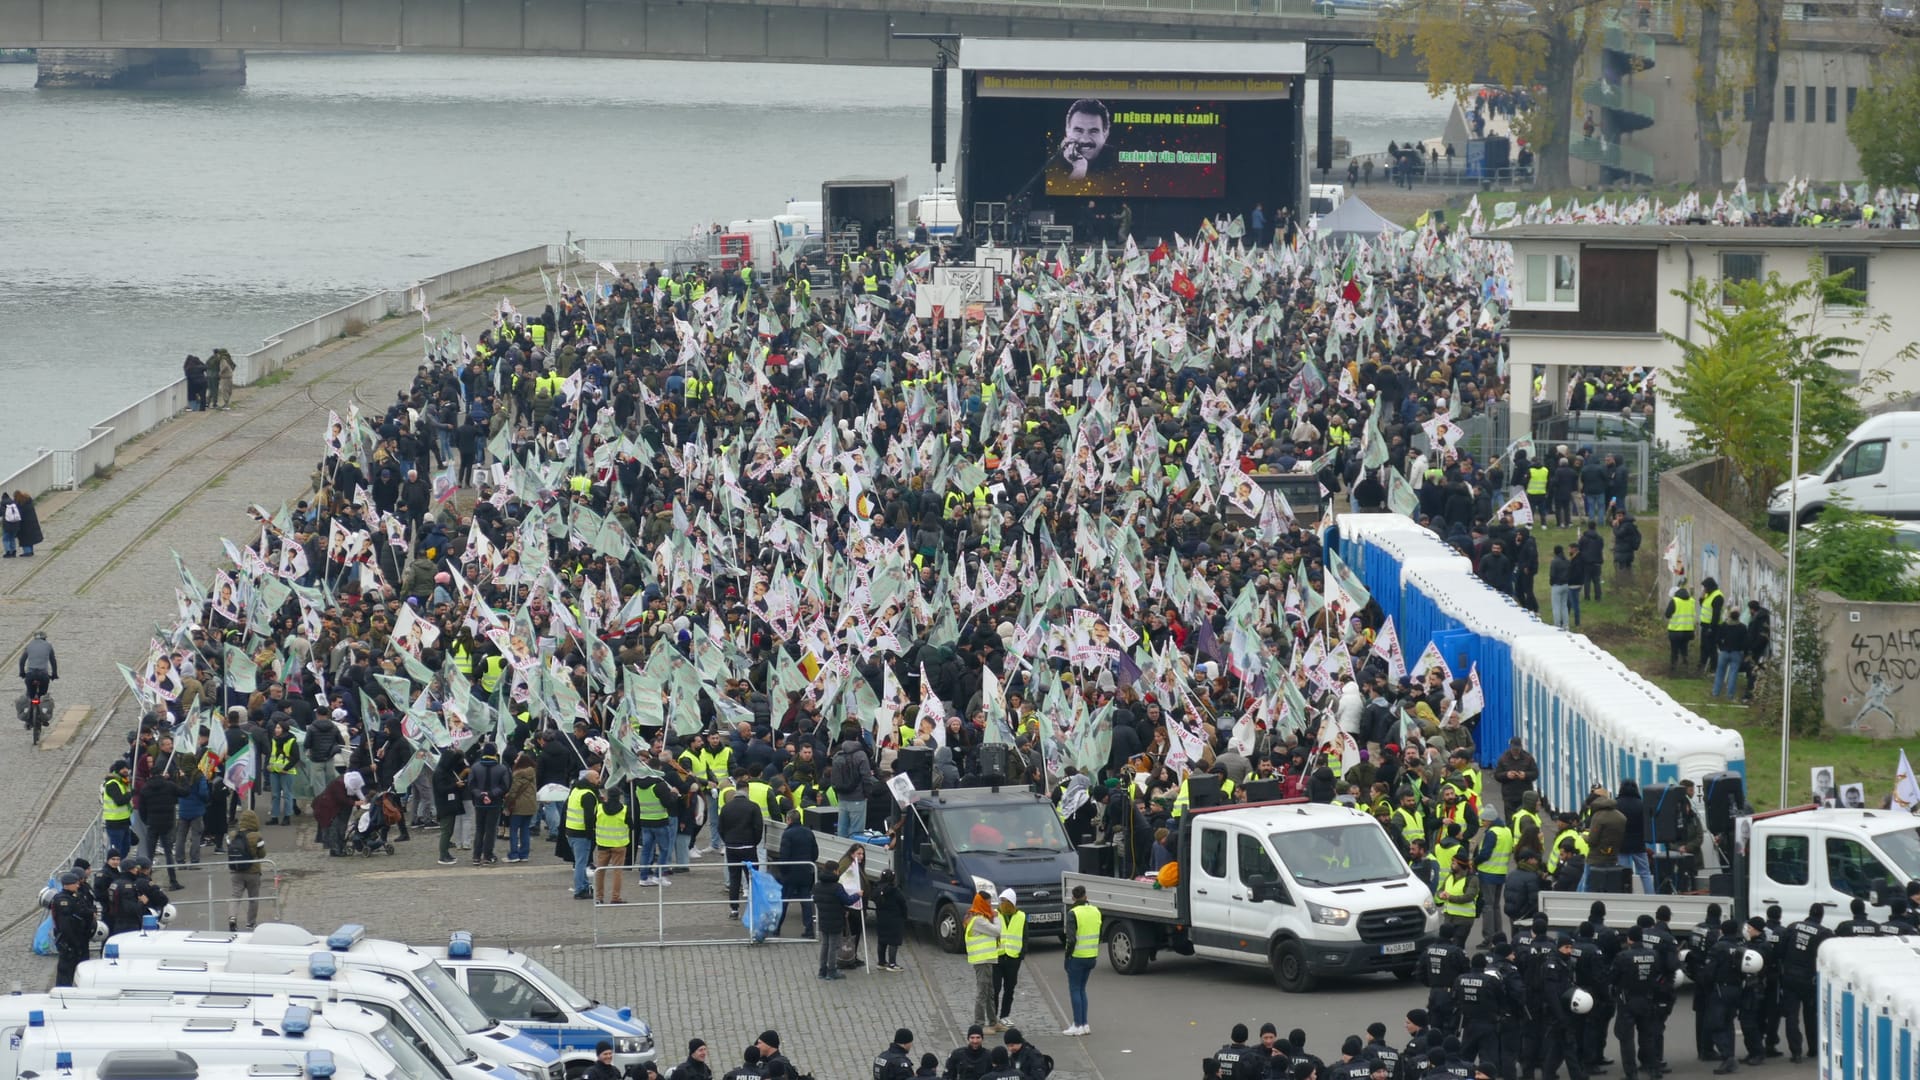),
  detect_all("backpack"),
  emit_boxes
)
[227,831,260,872]
[830,748,863,794]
